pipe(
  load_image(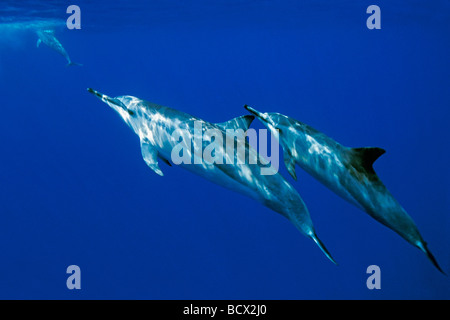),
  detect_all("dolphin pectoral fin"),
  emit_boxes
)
[140,141,164,176]
[158,154,172,167]
[37,39,41,48]
[215,115,255,132]
[352,147,386,173]
[284,150,297,181]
